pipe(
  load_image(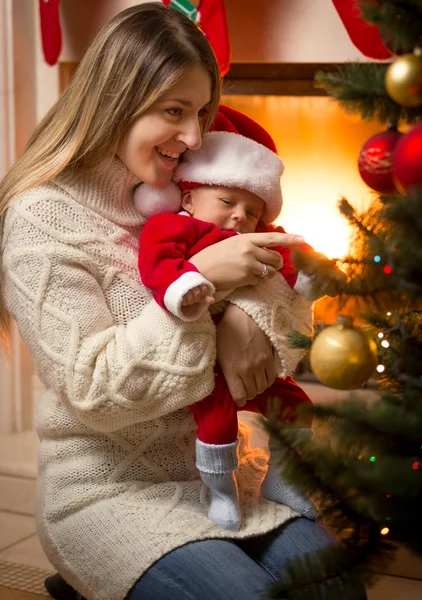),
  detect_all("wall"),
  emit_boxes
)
[0,0,59,433]
[0,0,15,432]
[13,0,59,152]
[226,0,370,63]
[60,0,372,63]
